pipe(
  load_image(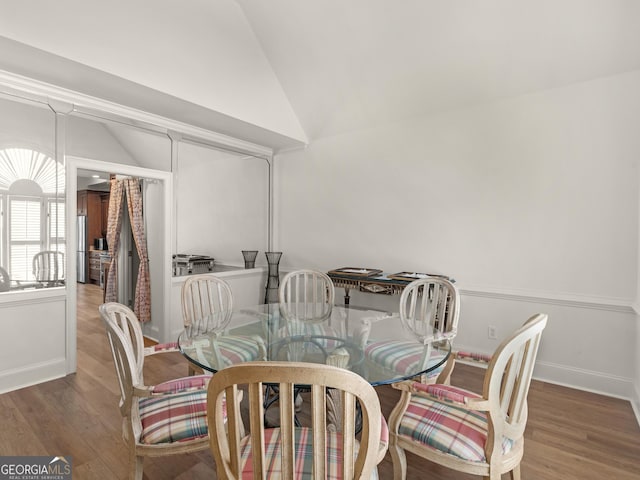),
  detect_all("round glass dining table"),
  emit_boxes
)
[177,303,451,386]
